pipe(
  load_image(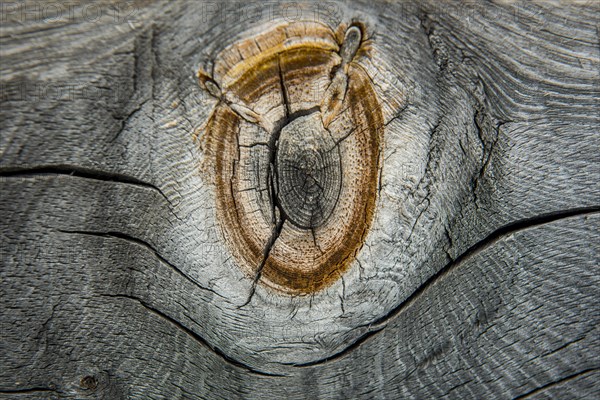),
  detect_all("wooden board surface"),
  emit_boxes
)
[1,1,598,398]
